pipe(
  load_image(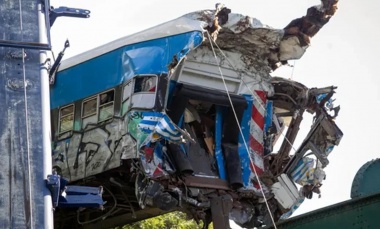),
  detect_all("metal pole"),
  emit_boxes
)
[38,2,54,229]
